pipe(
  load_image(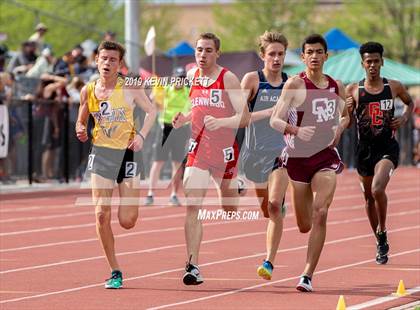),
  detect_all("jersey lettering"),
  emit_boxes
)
[369,102,383,126]
[312,98,336,123]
